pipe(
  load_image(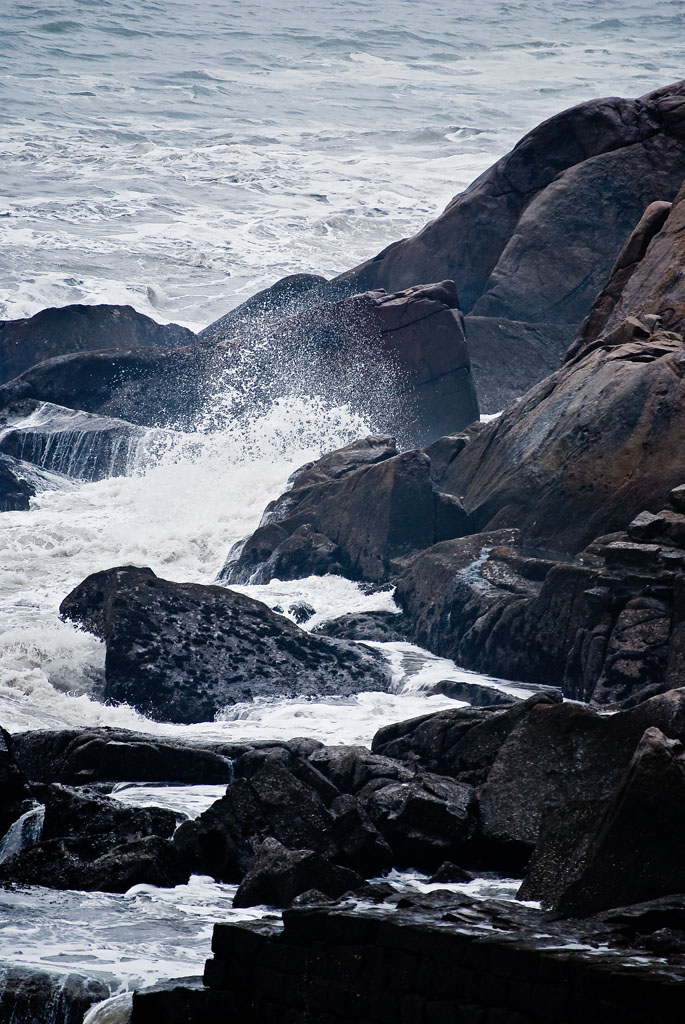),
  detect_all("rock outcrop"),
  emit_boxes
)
[60,566,391,723]
[221,435,473,585]
[0,303,195,386]
[334,81,685,411]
